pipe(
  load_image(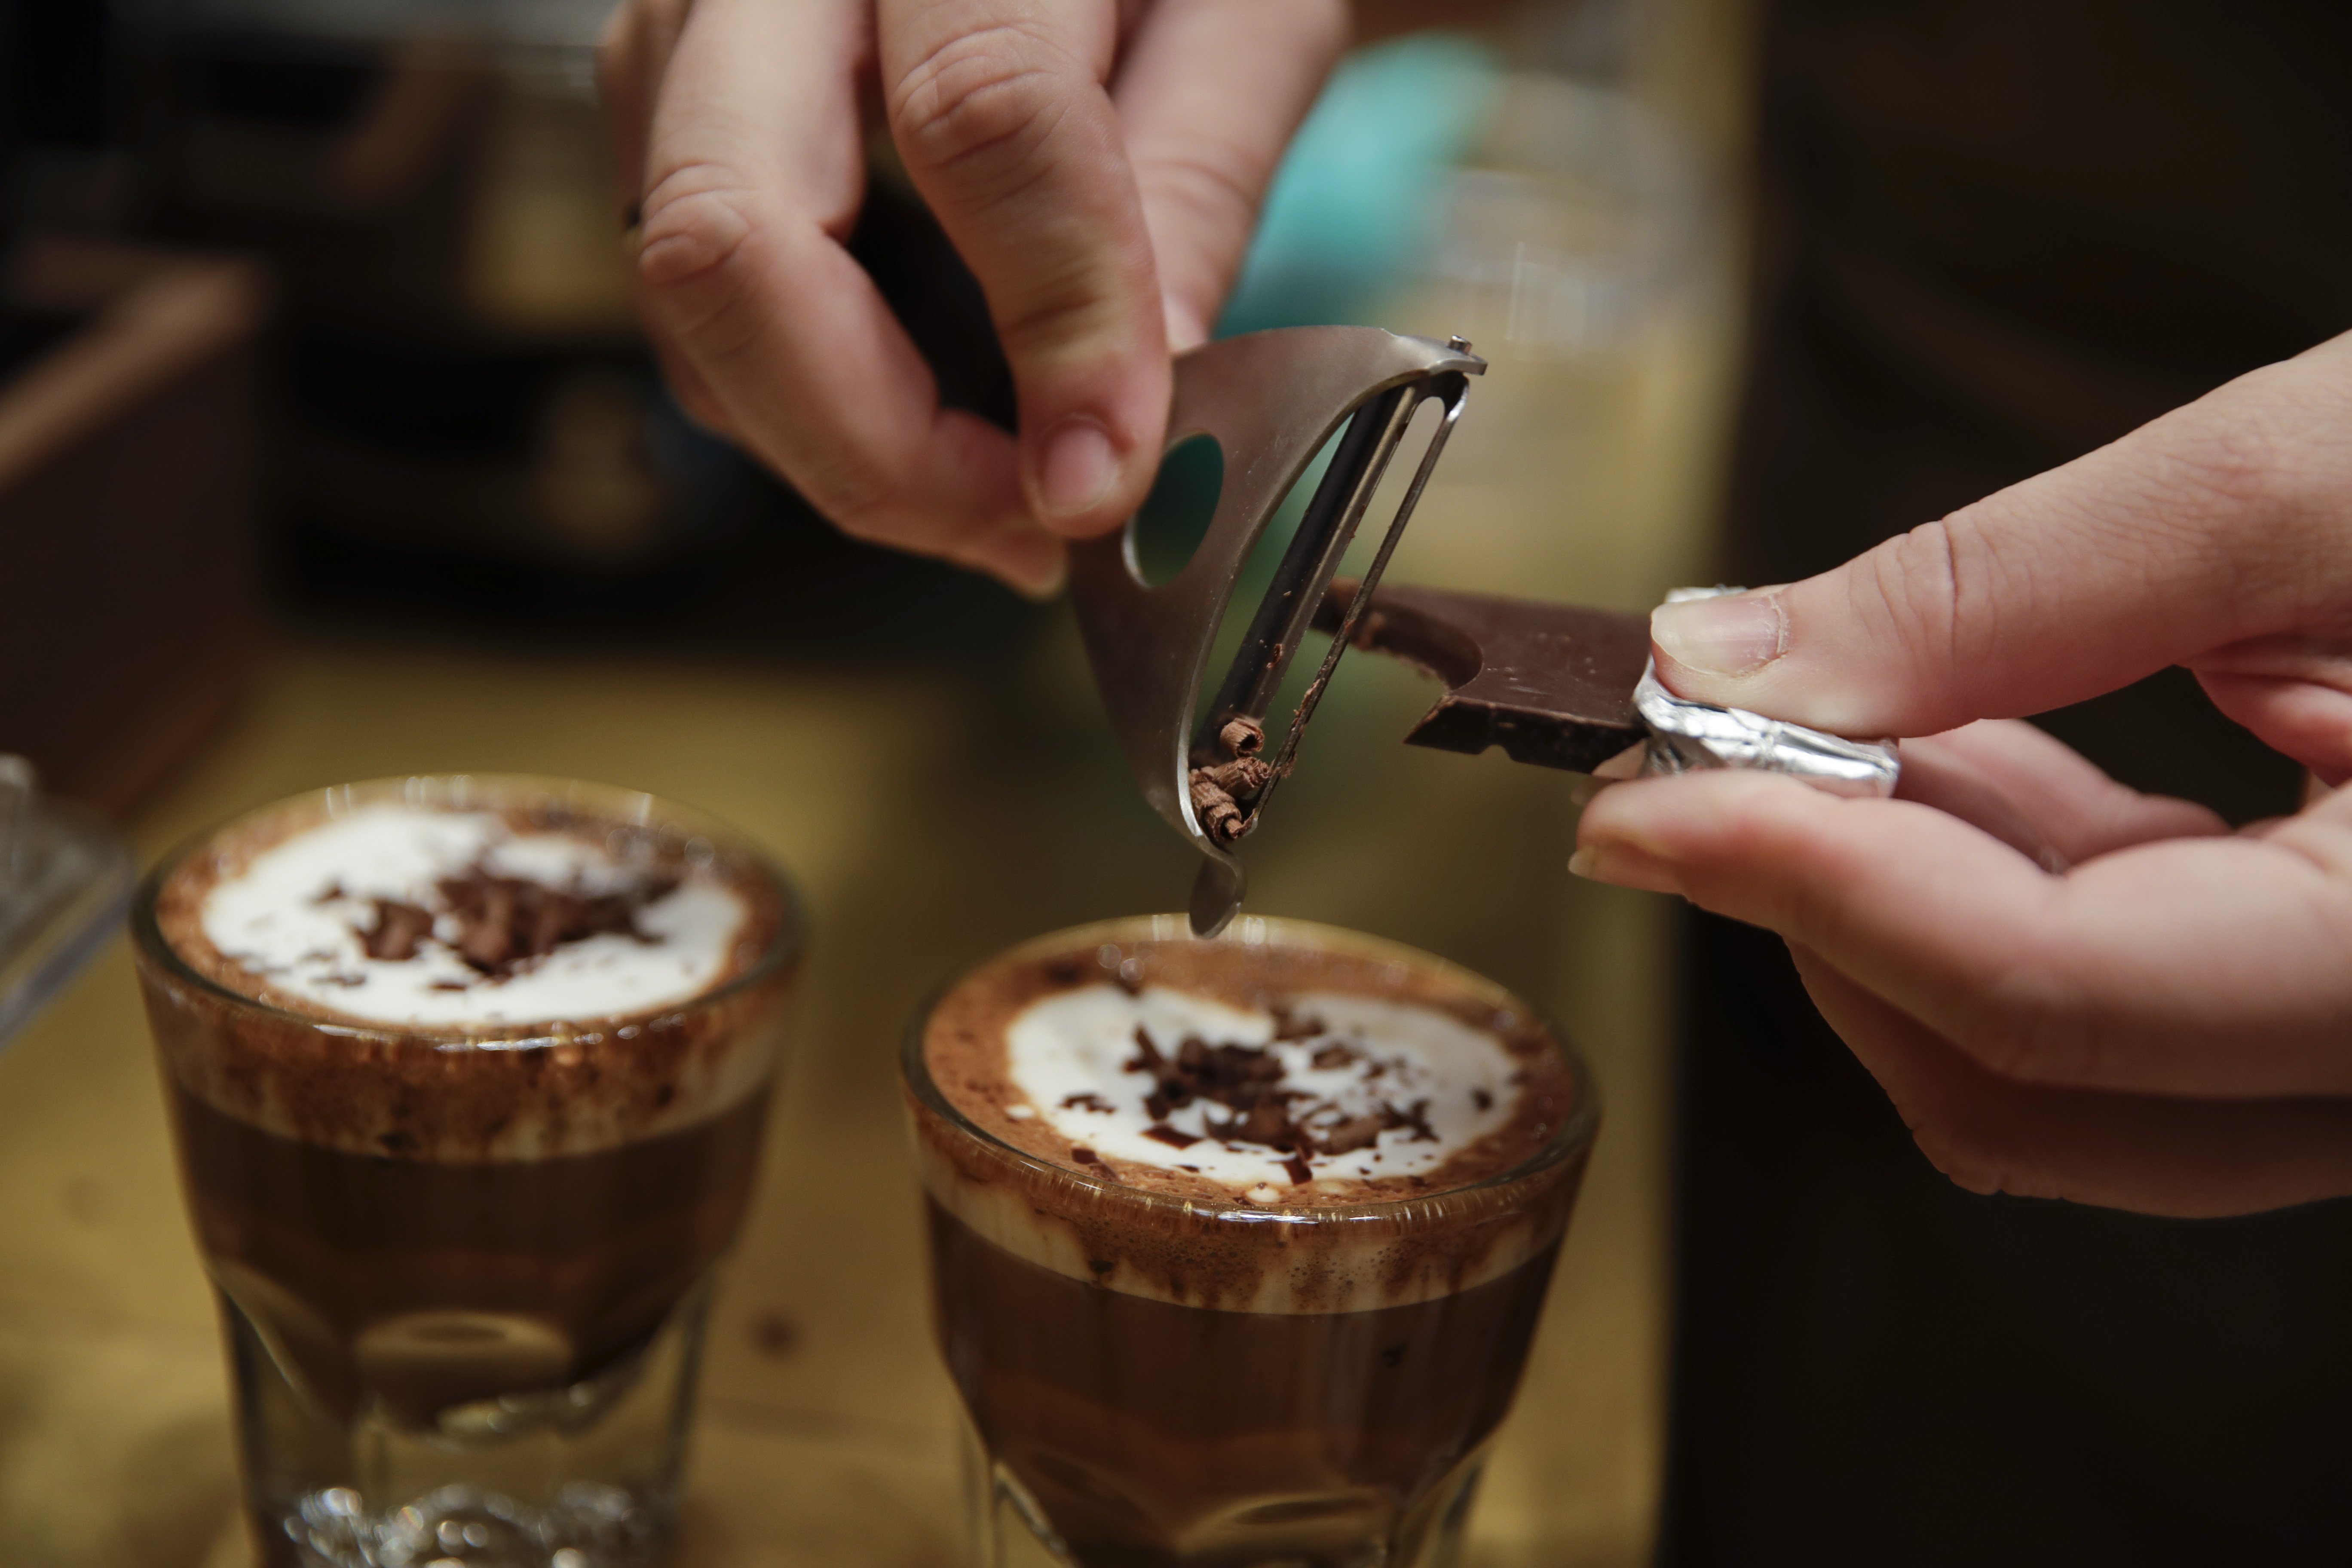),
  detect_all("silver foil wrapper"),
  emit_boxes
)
[1635,588,1900,798]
